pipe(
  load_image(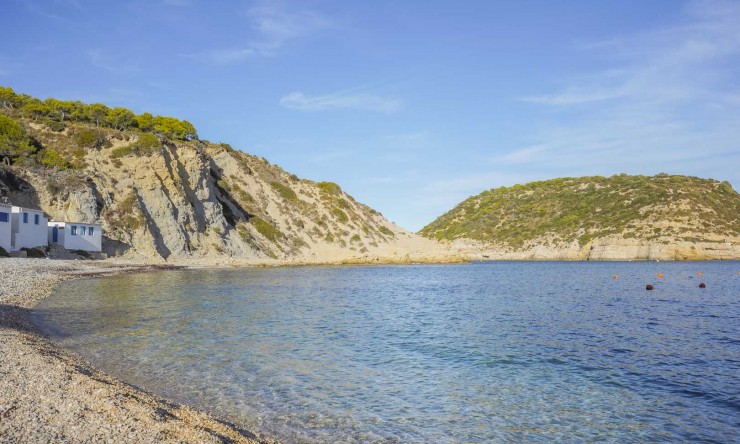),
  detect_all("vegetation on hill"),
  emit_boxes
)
[420,174,740,248]
[0,86,195,167]
[0,86,404,261]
